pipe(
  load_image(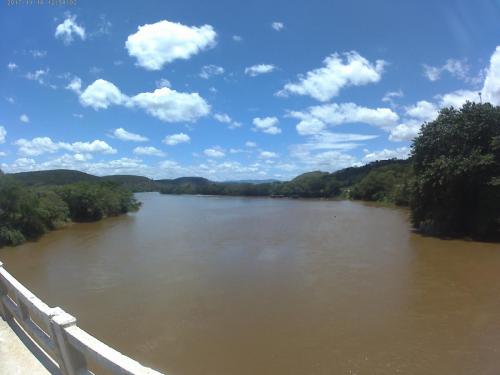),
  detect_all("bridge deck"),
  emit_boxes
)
[0,317,53,375]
